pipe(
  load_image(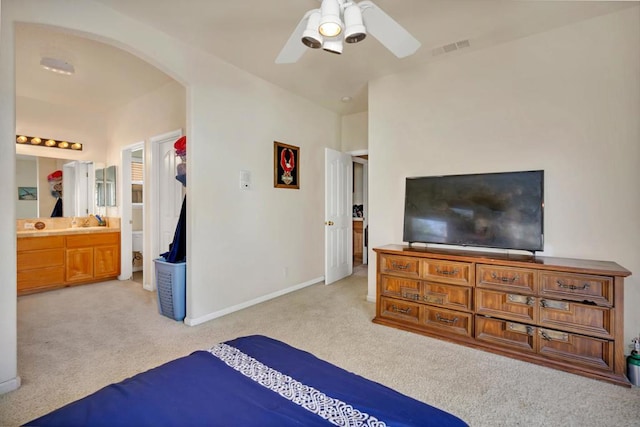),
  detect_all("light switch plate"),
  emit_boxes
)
[240,170,251,190]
